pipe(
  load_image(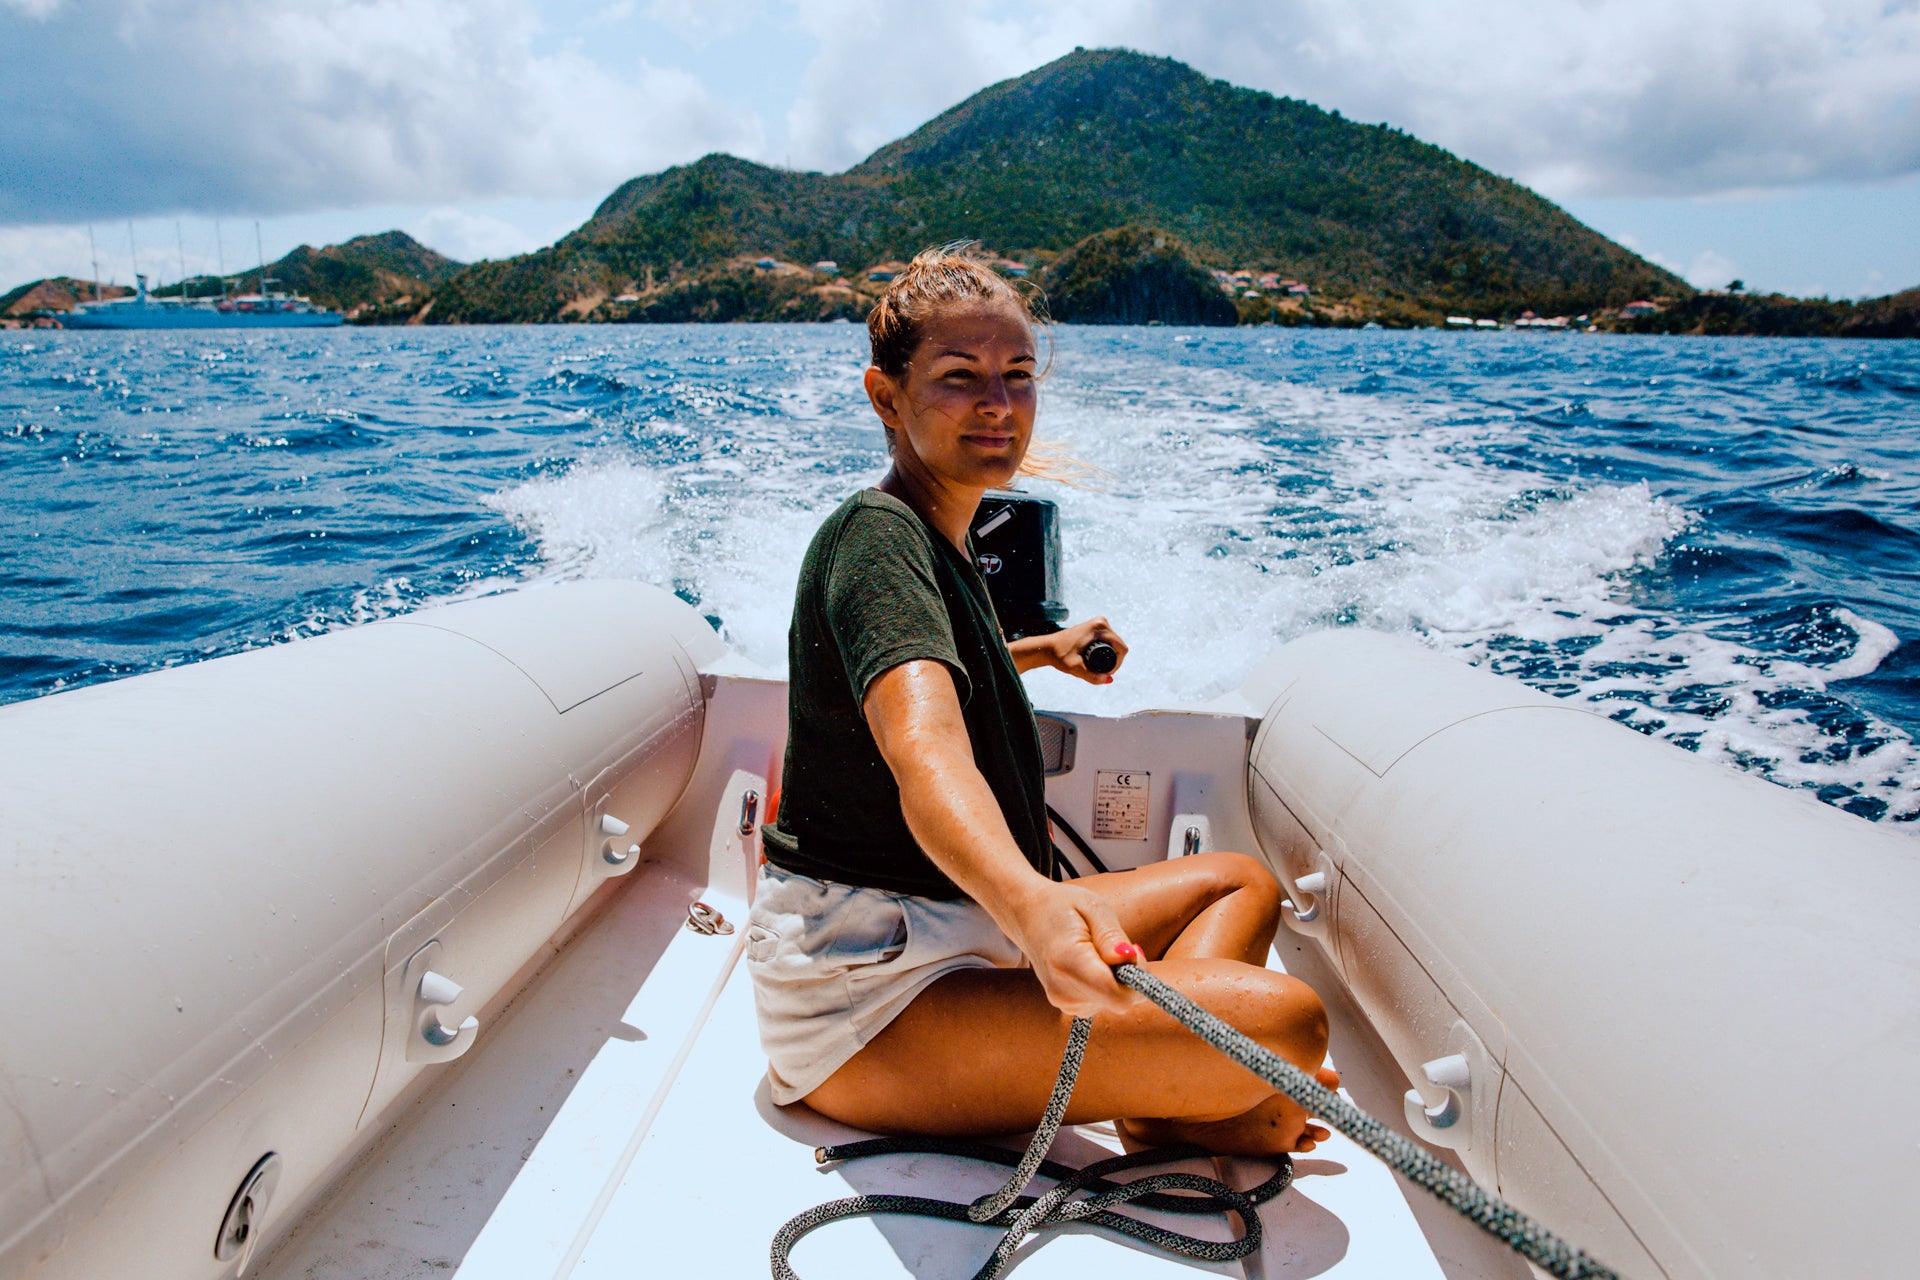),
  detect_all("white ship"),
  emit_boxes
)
[57,272,344,329]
